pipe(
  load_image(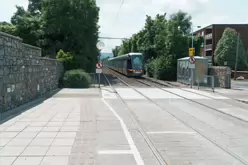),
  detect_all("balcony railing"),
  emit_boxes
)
[205,33,212,40]
[205,44,212,51]
[206,56,212,63]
